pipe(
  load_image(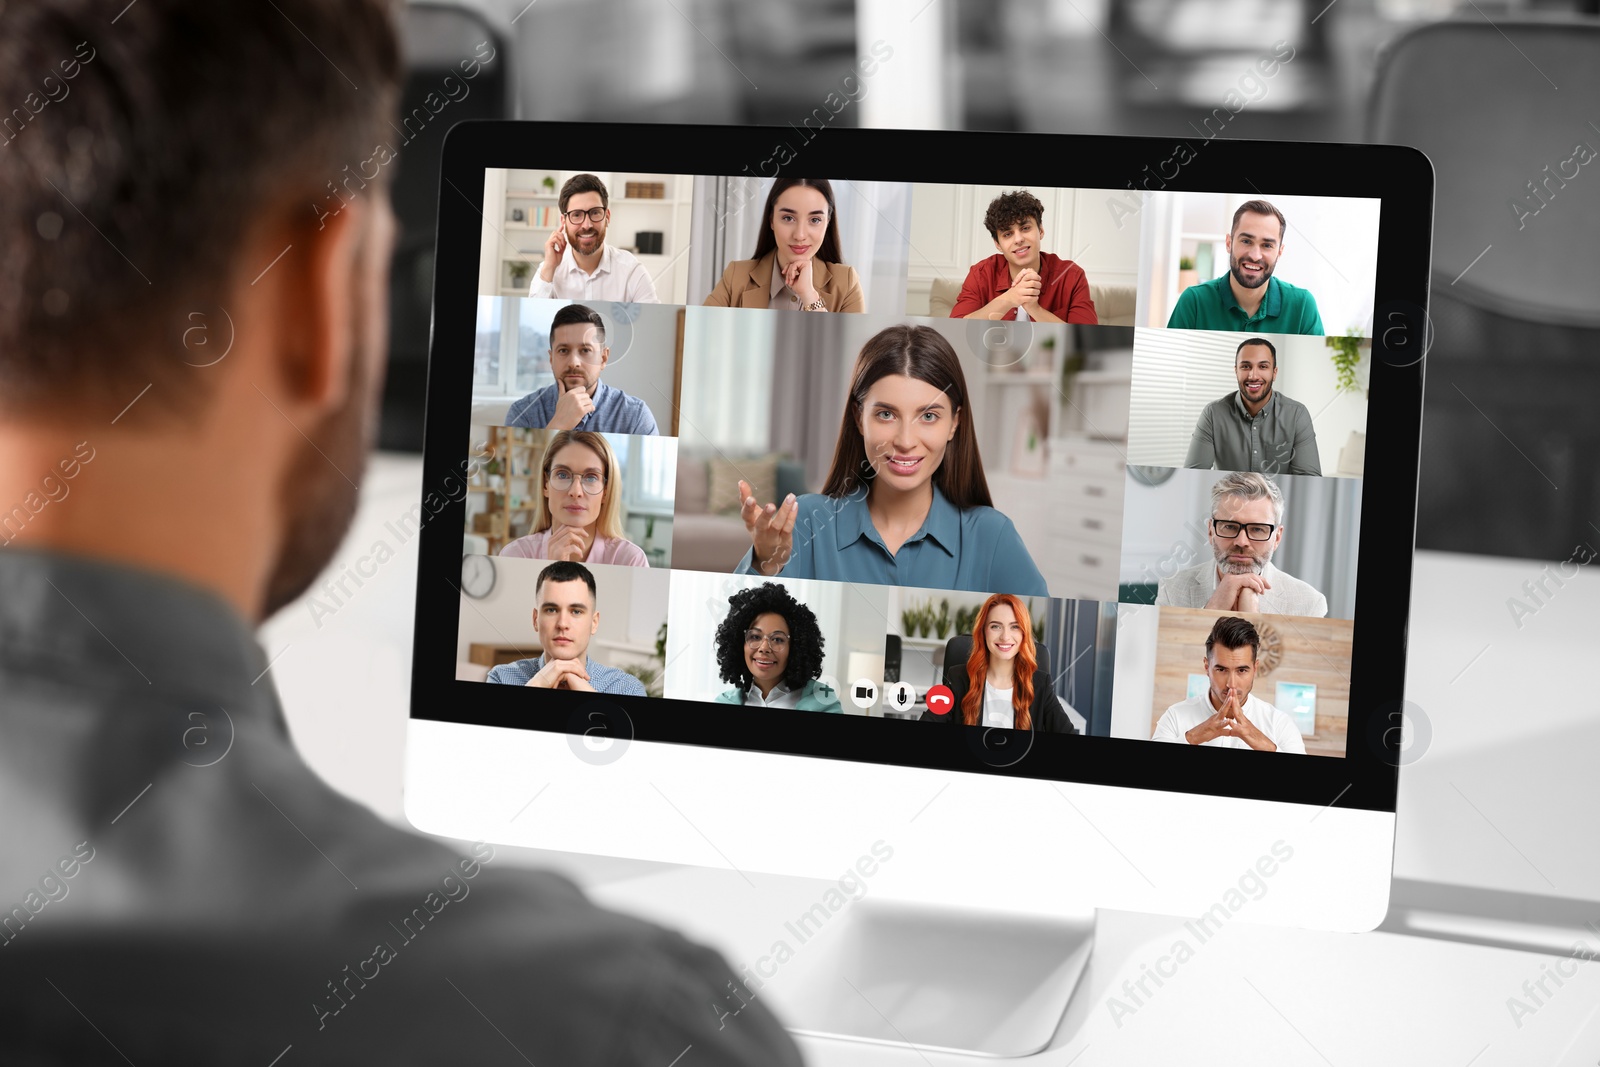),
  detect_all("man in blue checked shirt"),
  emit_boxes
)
[504,303,660,435]
[486,561,648,695]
